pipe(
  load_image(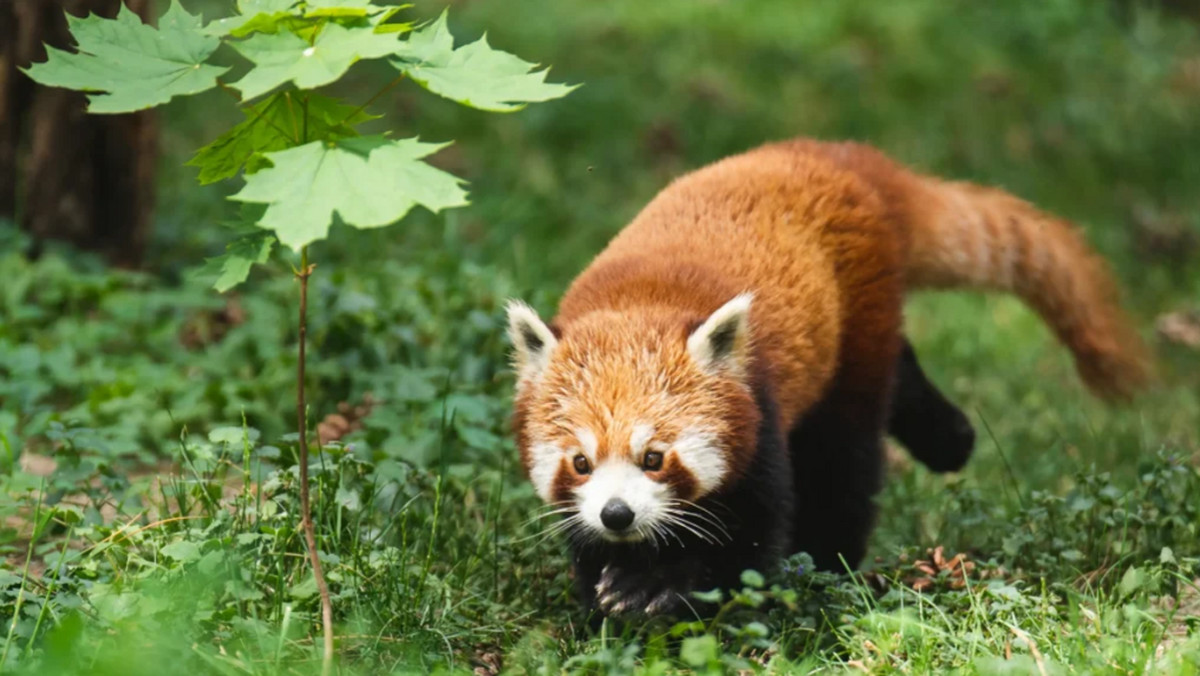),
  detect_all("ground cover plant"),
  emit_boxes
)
[3,0,1200,673]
